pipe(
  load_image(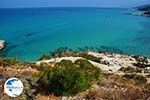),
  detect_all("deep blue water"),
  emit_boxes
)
[0,8,150,62]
